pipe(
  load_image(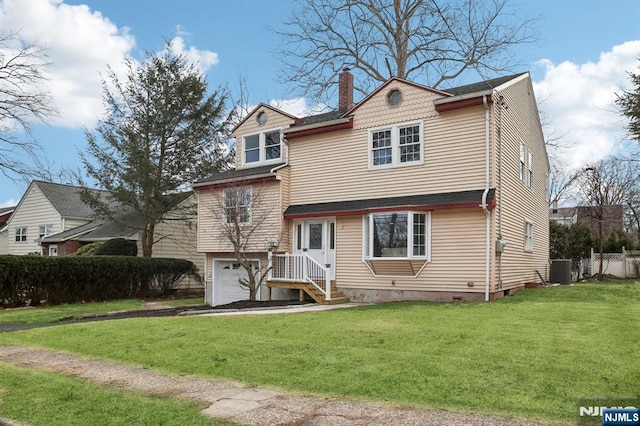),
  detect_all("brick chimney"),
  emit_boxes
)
[338,68,354,111]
